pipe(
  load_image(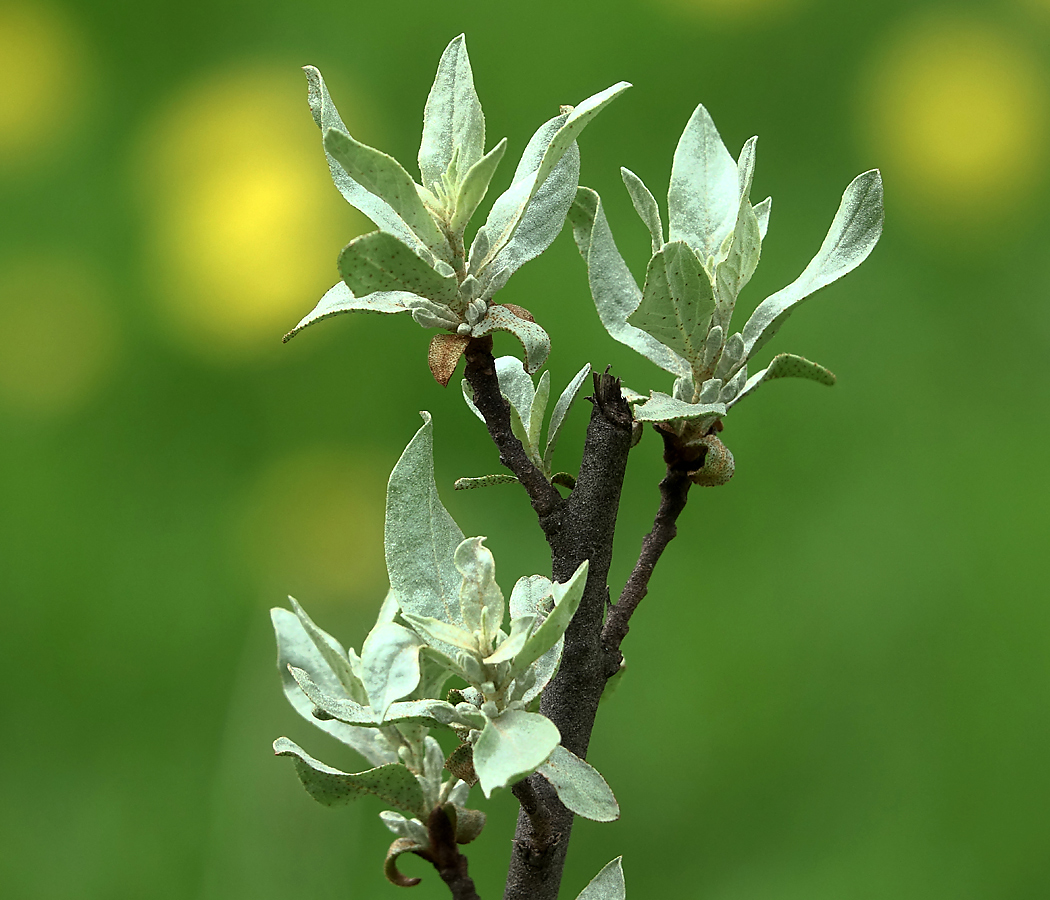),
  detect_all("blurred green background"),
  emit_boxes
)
[2,0,1049,897]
